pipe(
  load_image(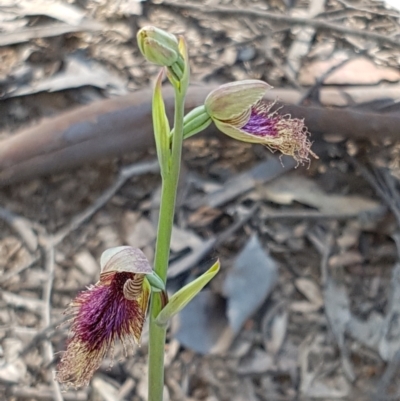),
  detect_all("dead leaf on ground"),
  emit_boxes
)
[122,216,156,249]
[295,278,324,308]
[4,0,86,25]
[300,53,400,86]
[173,290,233,355]
[378,263,400,361]
[223,235,278,334]
[262,173,382,216]
[237,348,274,375]
[323,276,355,381]
[299,334,350,398]
[261,302,288,355]
[6,54,127,98]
